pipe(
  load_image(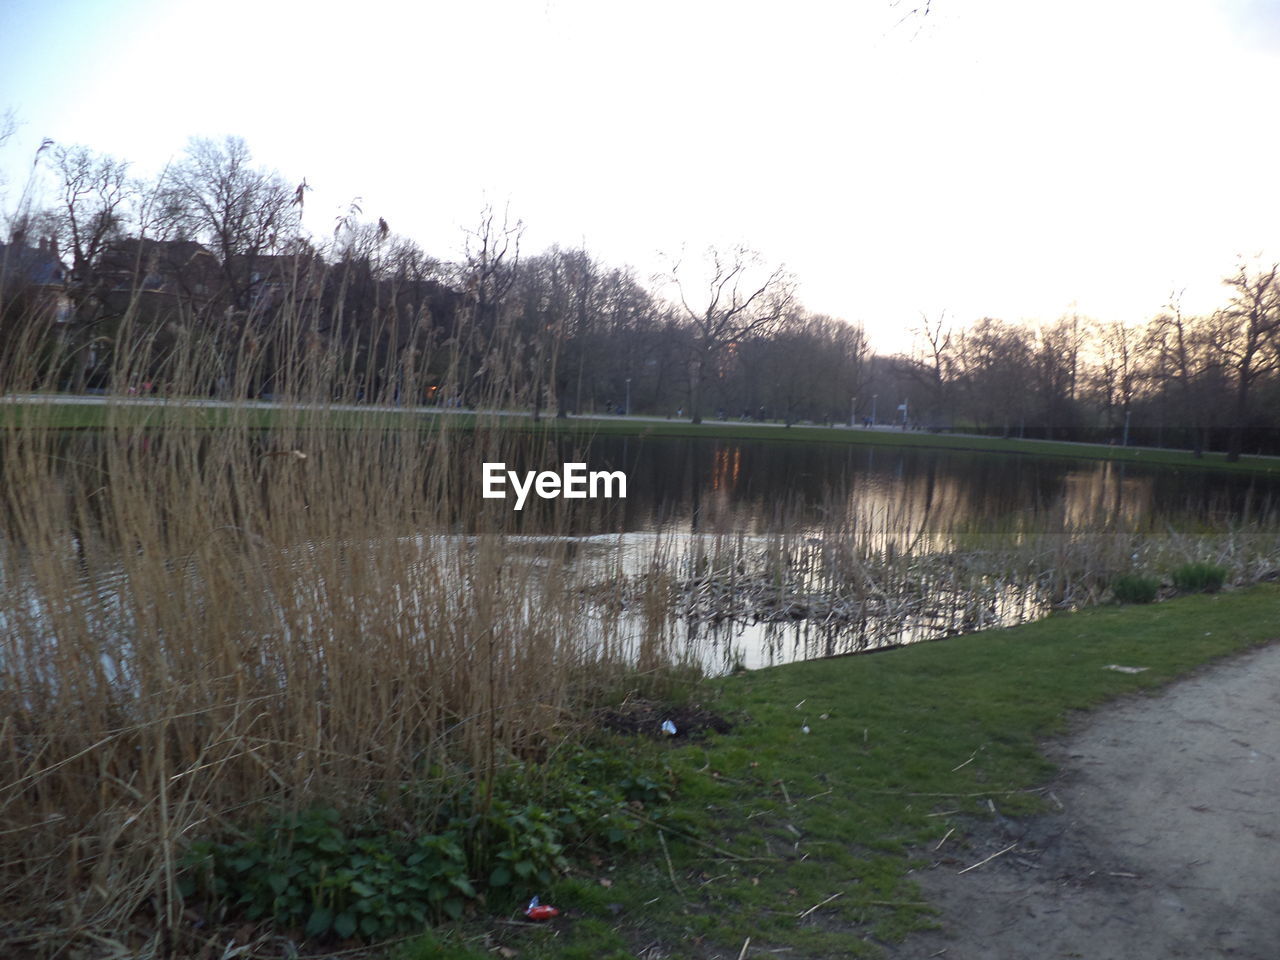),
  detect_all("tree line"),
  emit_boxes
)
[2,134,1278,458]
[891,276,1280,460]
